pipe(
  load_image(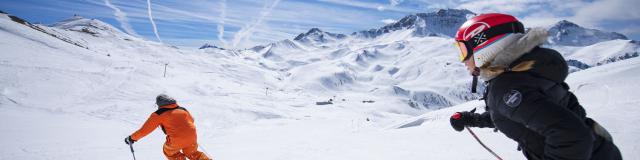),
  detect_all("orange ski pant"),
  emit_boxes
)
[163,143,211,160]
